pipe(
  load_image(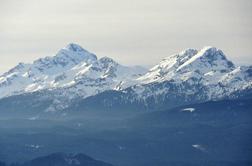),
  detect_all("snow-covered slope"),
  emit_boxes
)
[138,47,236,84]
[137,48,199,83]
[0,43,146,100]
[0,45,251,112]
[72,46,252,112]
[133,46,251,102]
